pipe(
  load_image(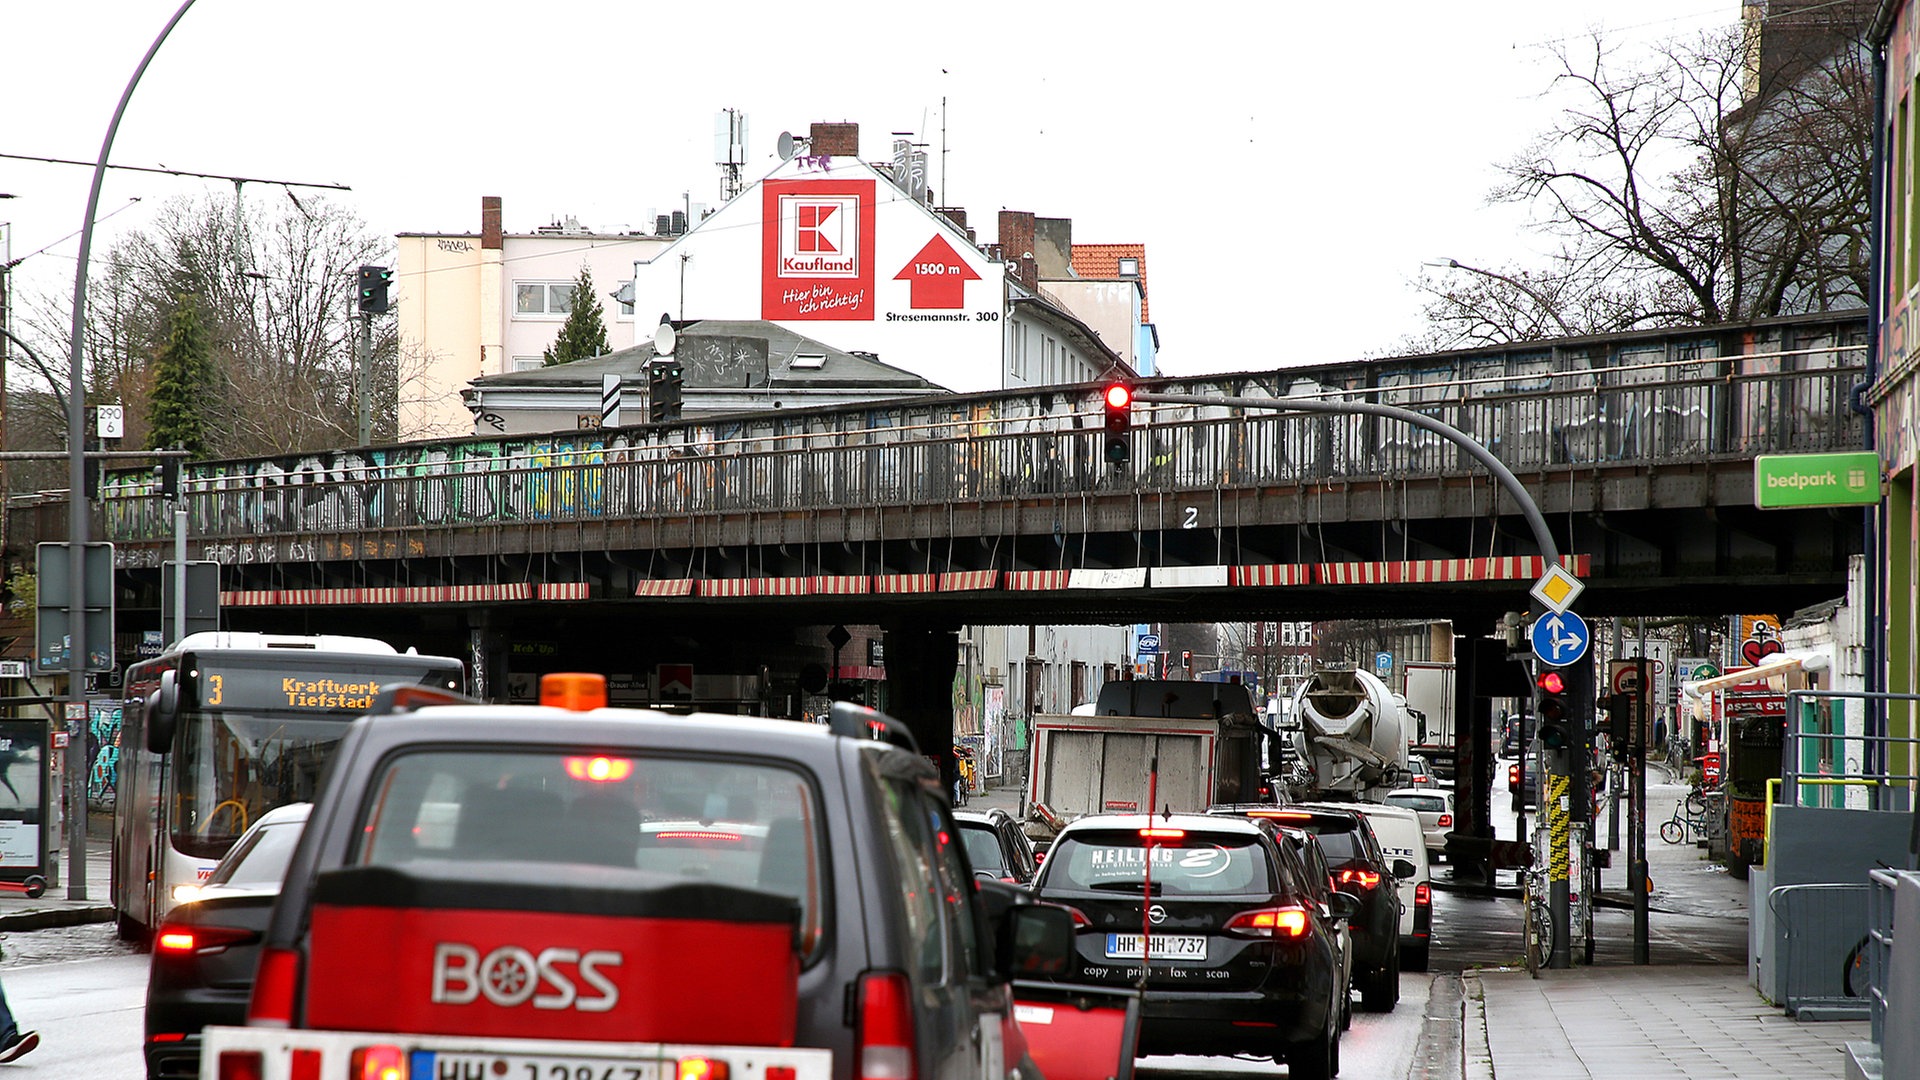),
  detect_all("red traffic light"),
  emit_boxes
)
[1536,671,1565,694]
[1104,383,1132,410]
